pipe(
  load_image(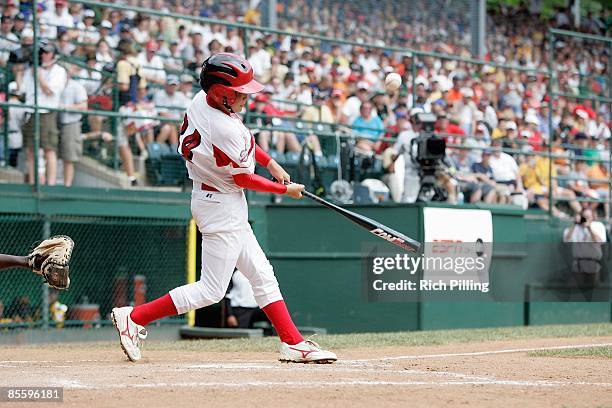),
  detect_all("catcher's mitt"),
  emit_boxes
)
[28,235,74,290]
